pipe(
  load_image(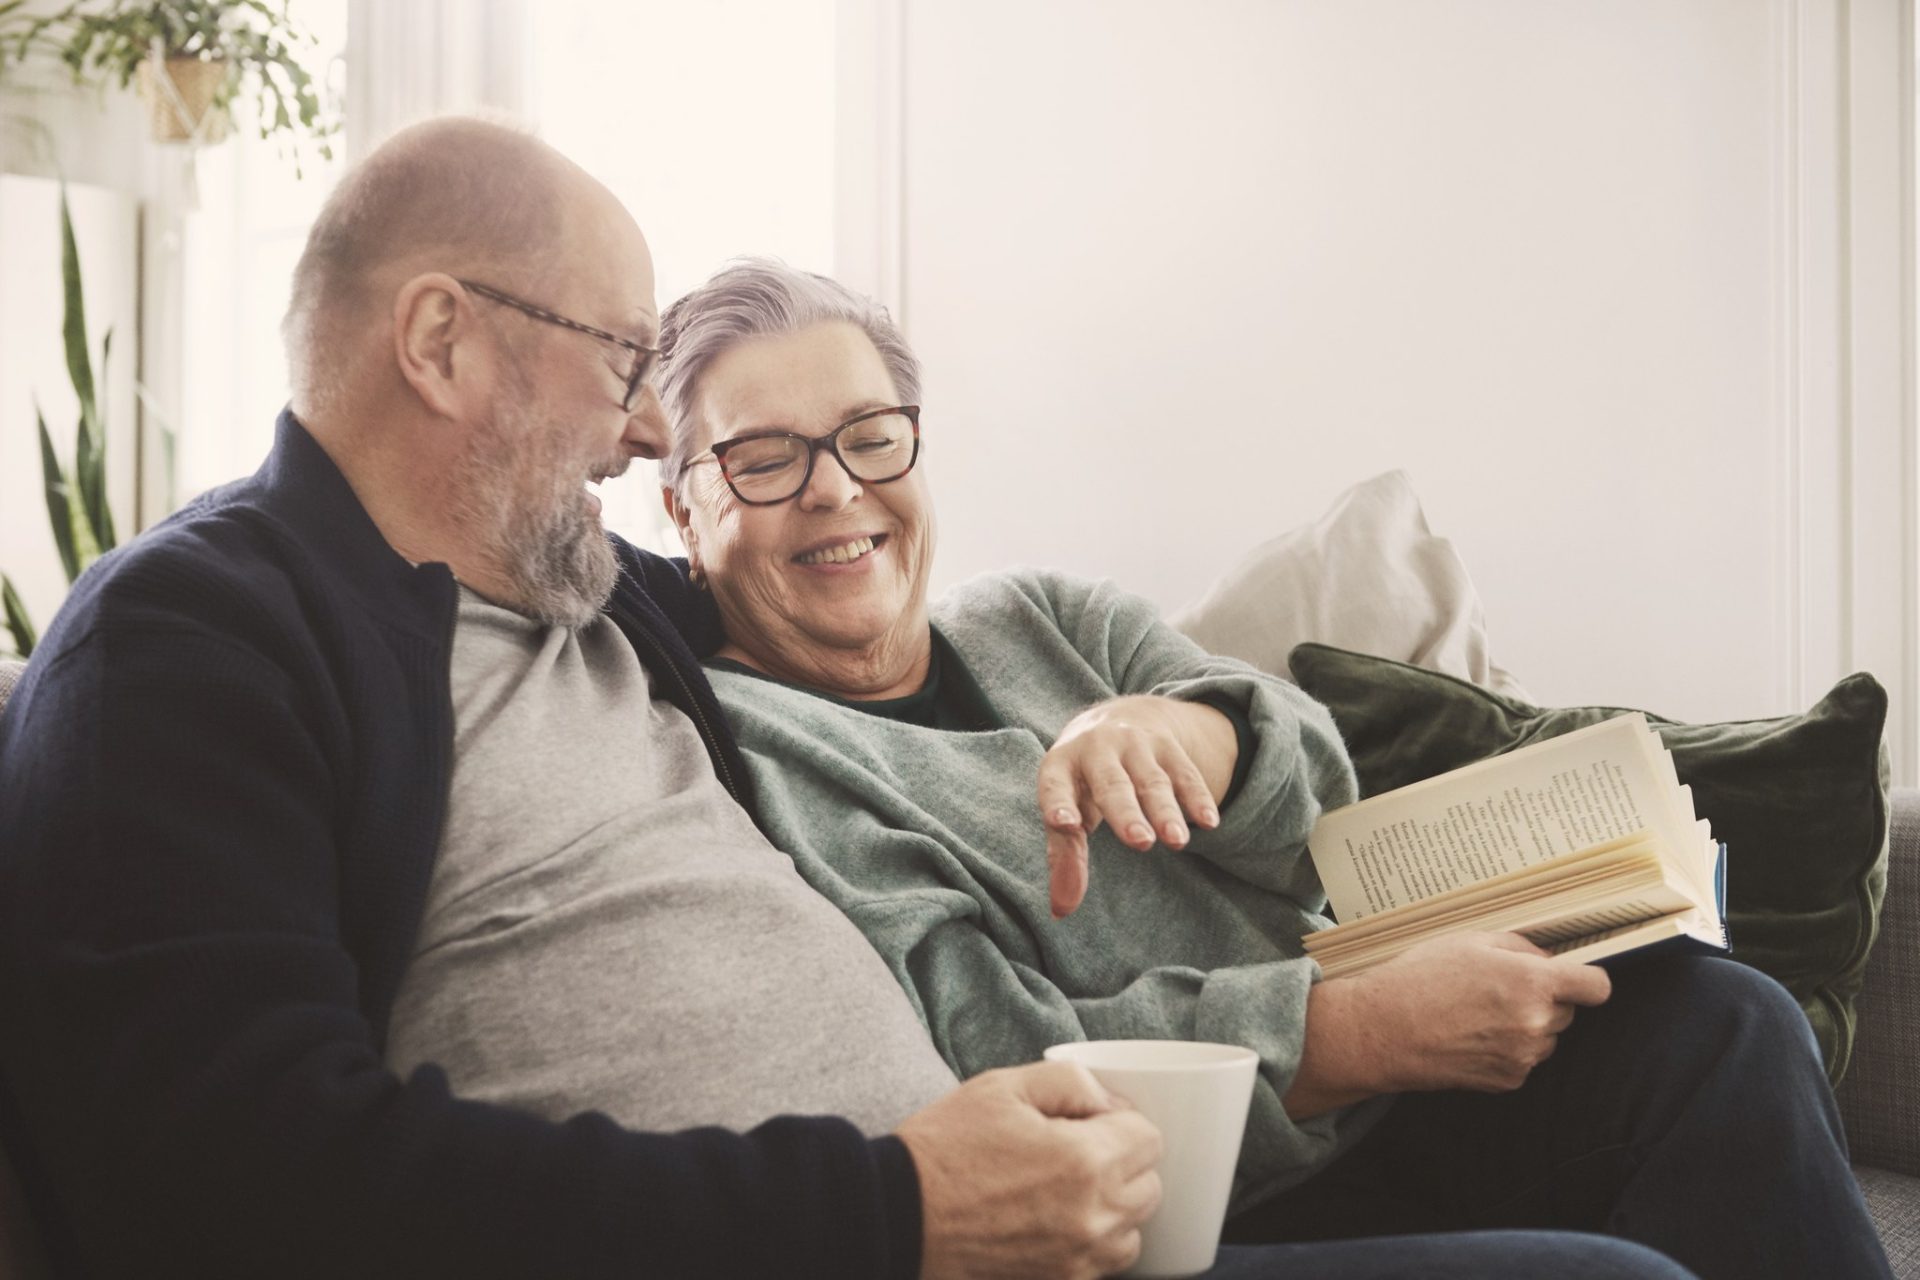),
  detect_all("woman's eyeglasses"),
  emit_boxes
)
[687,406,921,505]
